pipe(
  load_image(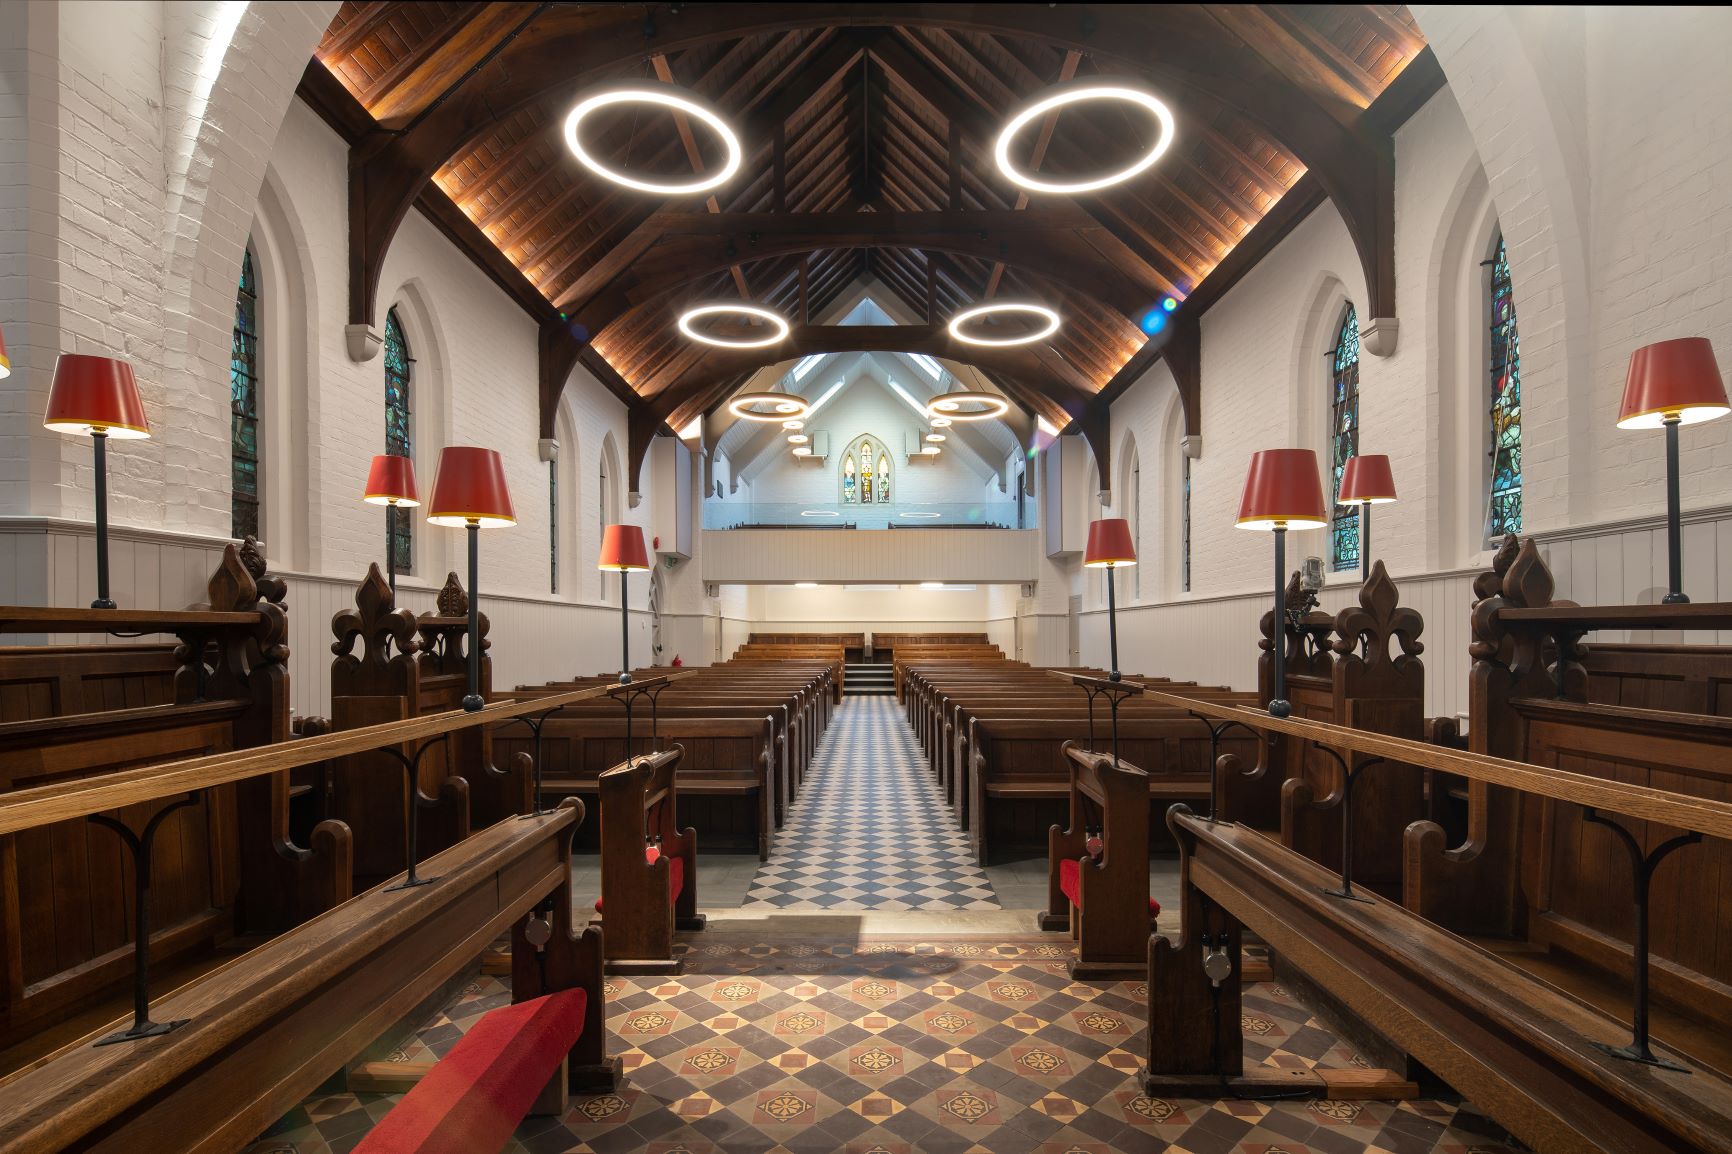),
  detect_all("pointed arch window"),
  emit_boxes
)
[841,435,891,505]
[1181,452,1192,593]
[1328,303,1361,571]
[1486,234,1522,540]
[384,307,413,574]
[230,247,260,541]
[549,460,558,594]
